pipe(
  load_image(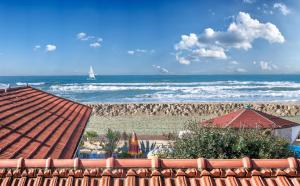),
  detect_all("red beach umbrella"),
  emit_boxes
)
[128,132,140,156]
